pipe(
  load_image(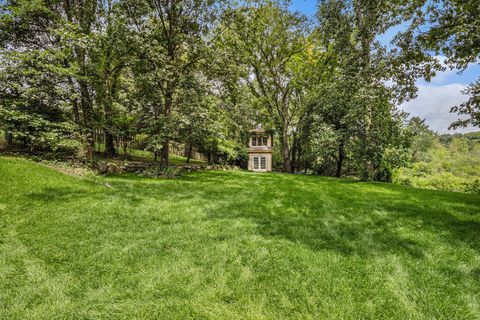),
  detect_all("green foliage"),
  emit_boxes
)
[0,0,476,189]
[465,179,480,195]
[395,132,480,194]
